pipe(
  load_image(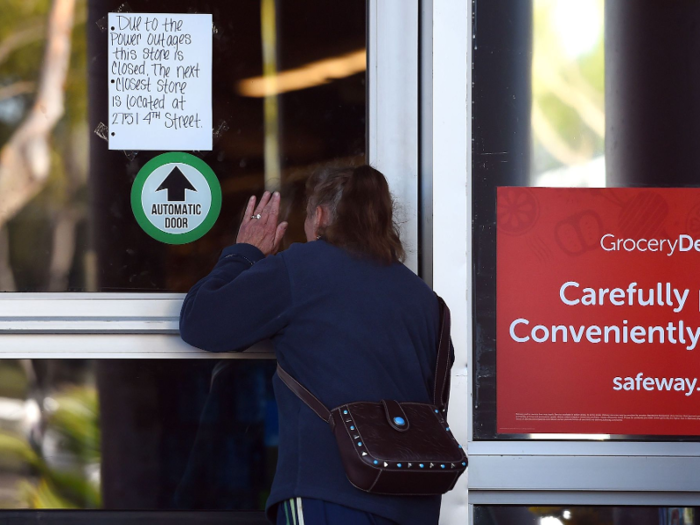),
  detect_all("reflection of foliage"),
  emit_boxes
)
[0,0,86,128]
[0,432,36,464]
[0,386,101,509]
[48,387,100,465]
[19,479,78,509]
[0,361,28,398]
[532,0,605,173]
